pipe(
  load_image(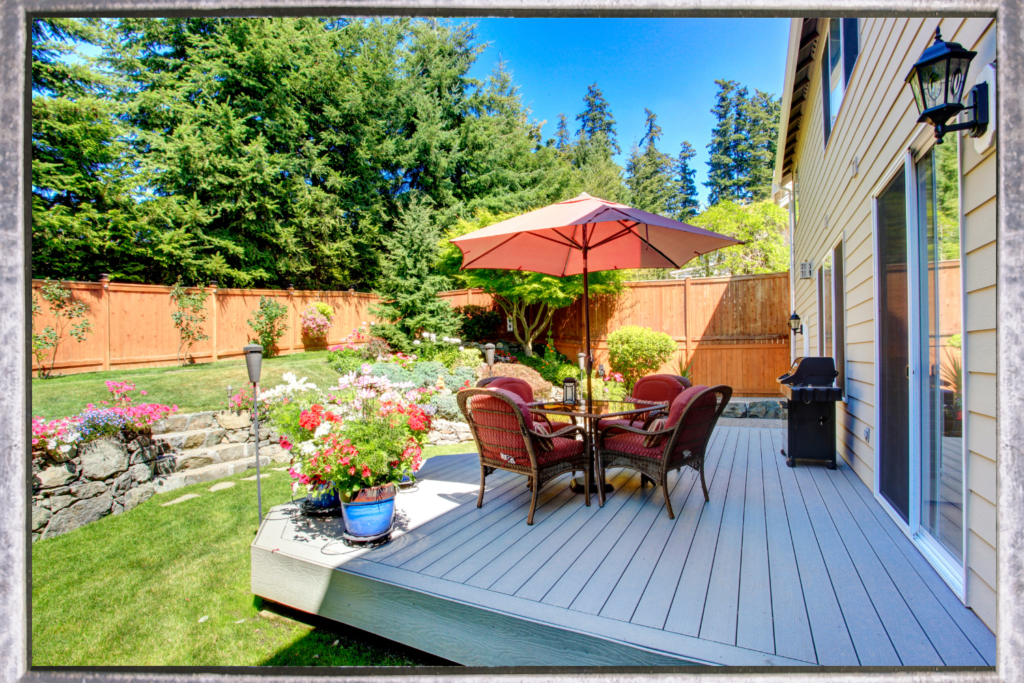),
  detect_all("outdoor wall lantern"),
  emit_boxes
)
[789,312,803,335]
[562,377,578,406]
[484,343,495,376]
[905,27,988,143]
